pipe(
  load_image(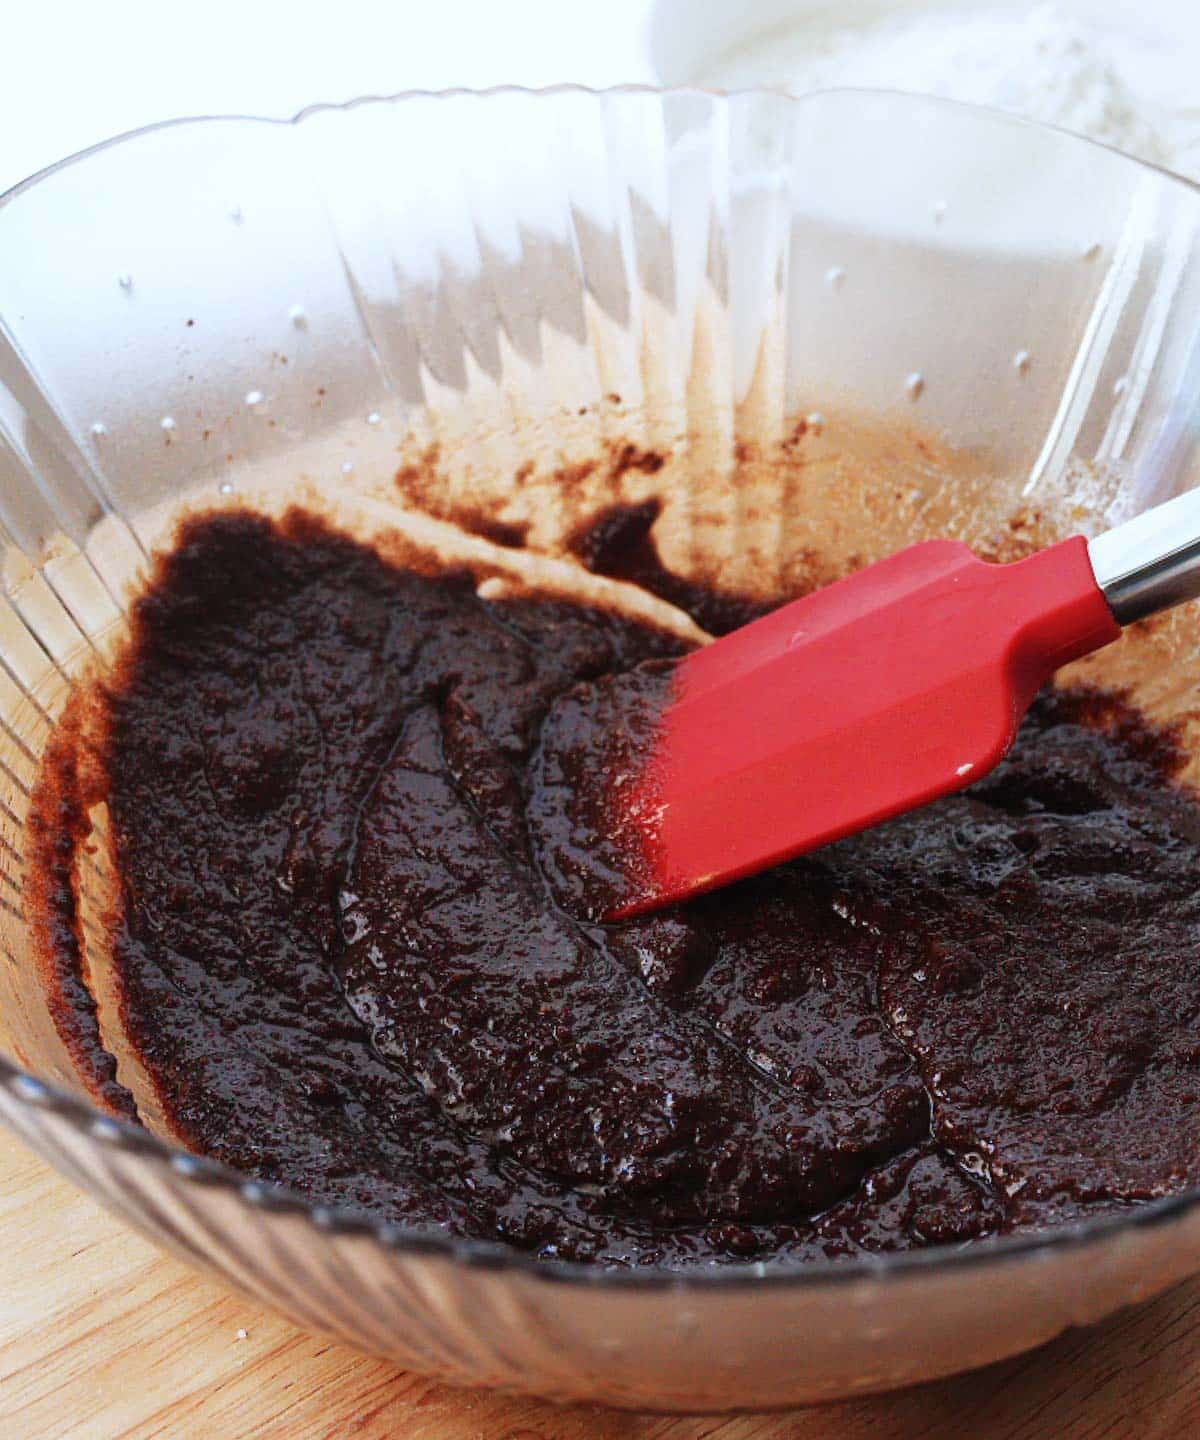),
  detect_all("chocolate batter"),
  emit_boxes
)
[29,508,1200,1266]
